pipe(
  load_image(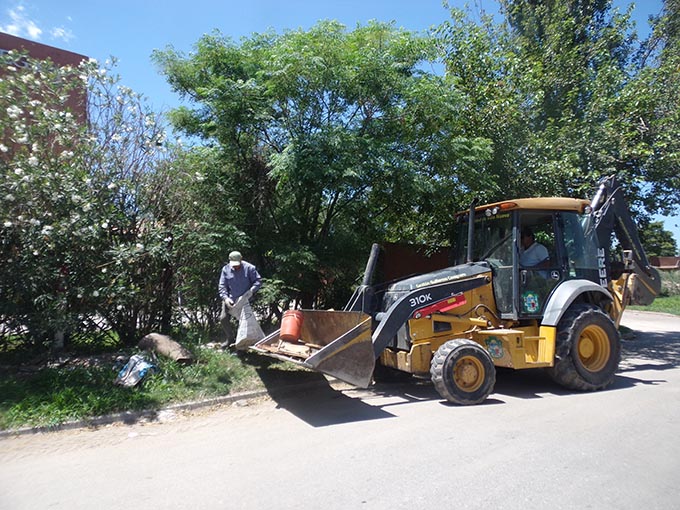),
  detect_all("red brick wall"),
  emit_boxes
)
[650,256,680,269]
[0,32,88,123]
[380,242,452,282]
